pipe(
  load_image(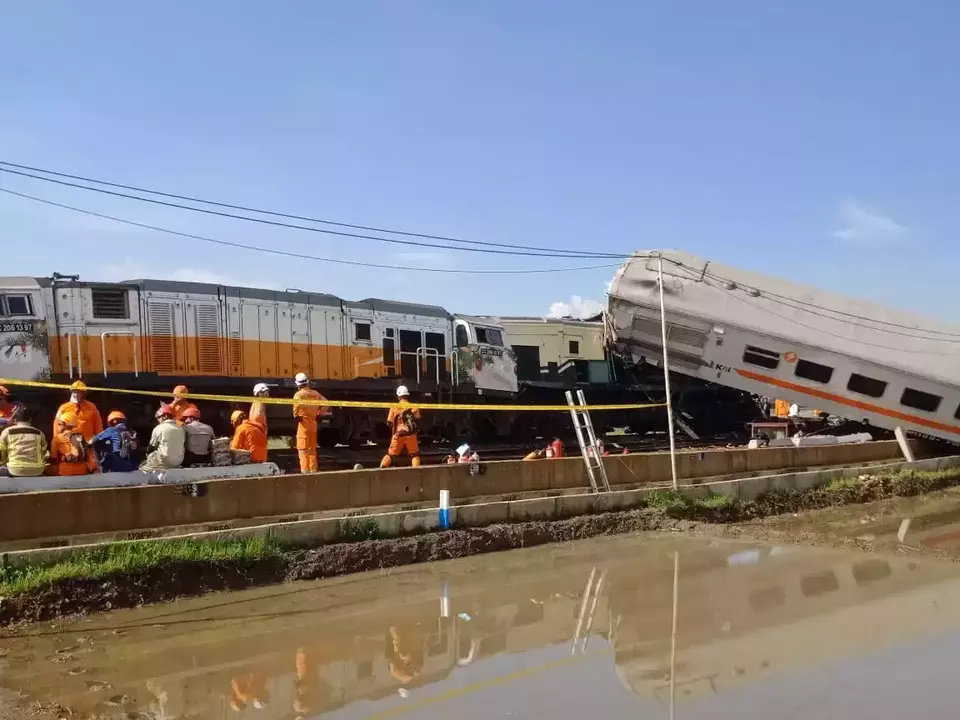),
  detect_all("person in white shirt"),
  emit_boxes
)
[140,404,186,471]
